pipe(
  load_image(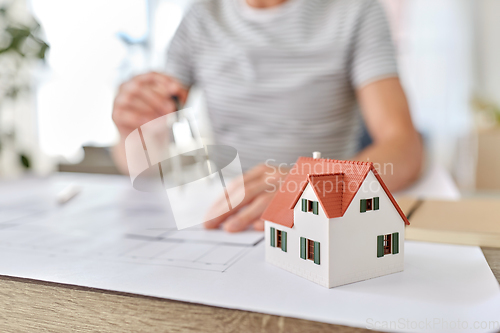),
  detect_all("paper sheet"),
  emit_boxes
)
[0,173,499,333]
